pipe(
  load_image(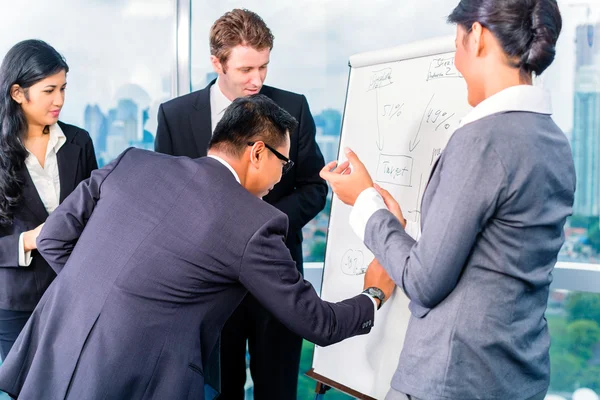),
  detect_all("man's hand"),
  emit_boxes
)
[364,258,395,307]
[319,148,373,206]
[23,223,44,252]
[374,184,406,228]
